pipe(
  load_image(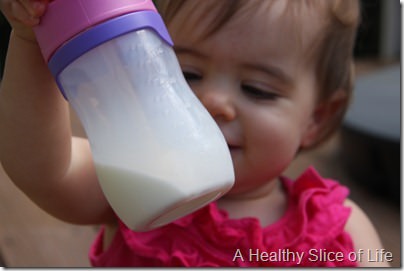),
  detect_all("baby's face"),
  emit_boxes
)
[168,1,323,197]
